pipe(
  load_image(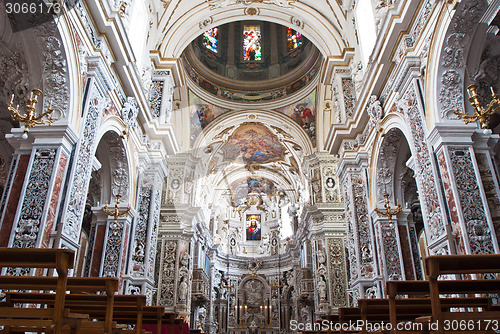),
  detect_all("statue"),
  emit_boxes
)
[300,305,311,323]
[178,279,188,302]
[318,277,327,300]
[317,249,326,265]
[367,95,383,127]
